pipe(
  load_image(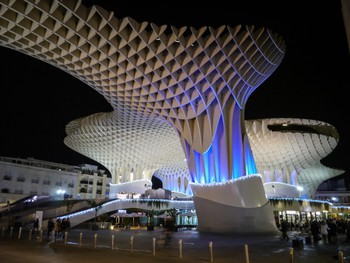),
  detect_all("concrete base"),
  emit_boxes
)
[191,175,279,234]
[193,196,279,234]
